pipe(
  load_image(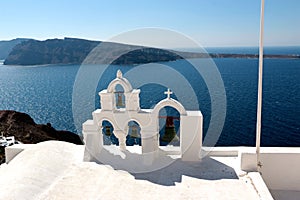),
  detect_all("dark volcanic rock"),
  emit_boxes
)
[0,110,83,145]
